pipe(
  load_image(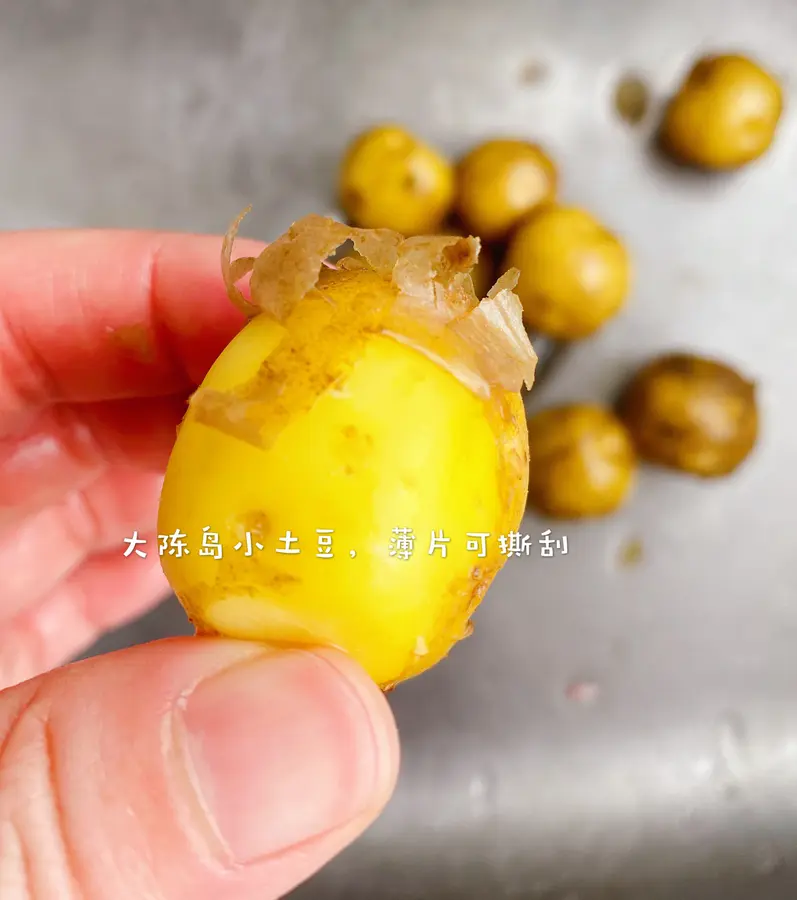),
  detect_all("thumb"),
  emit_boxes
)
[0,637,399,900]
